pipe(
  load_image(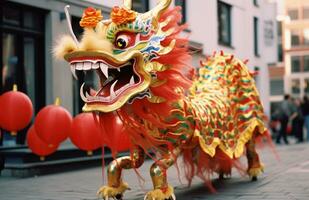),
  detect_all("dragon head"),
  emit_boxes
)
[55,0,191,113]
